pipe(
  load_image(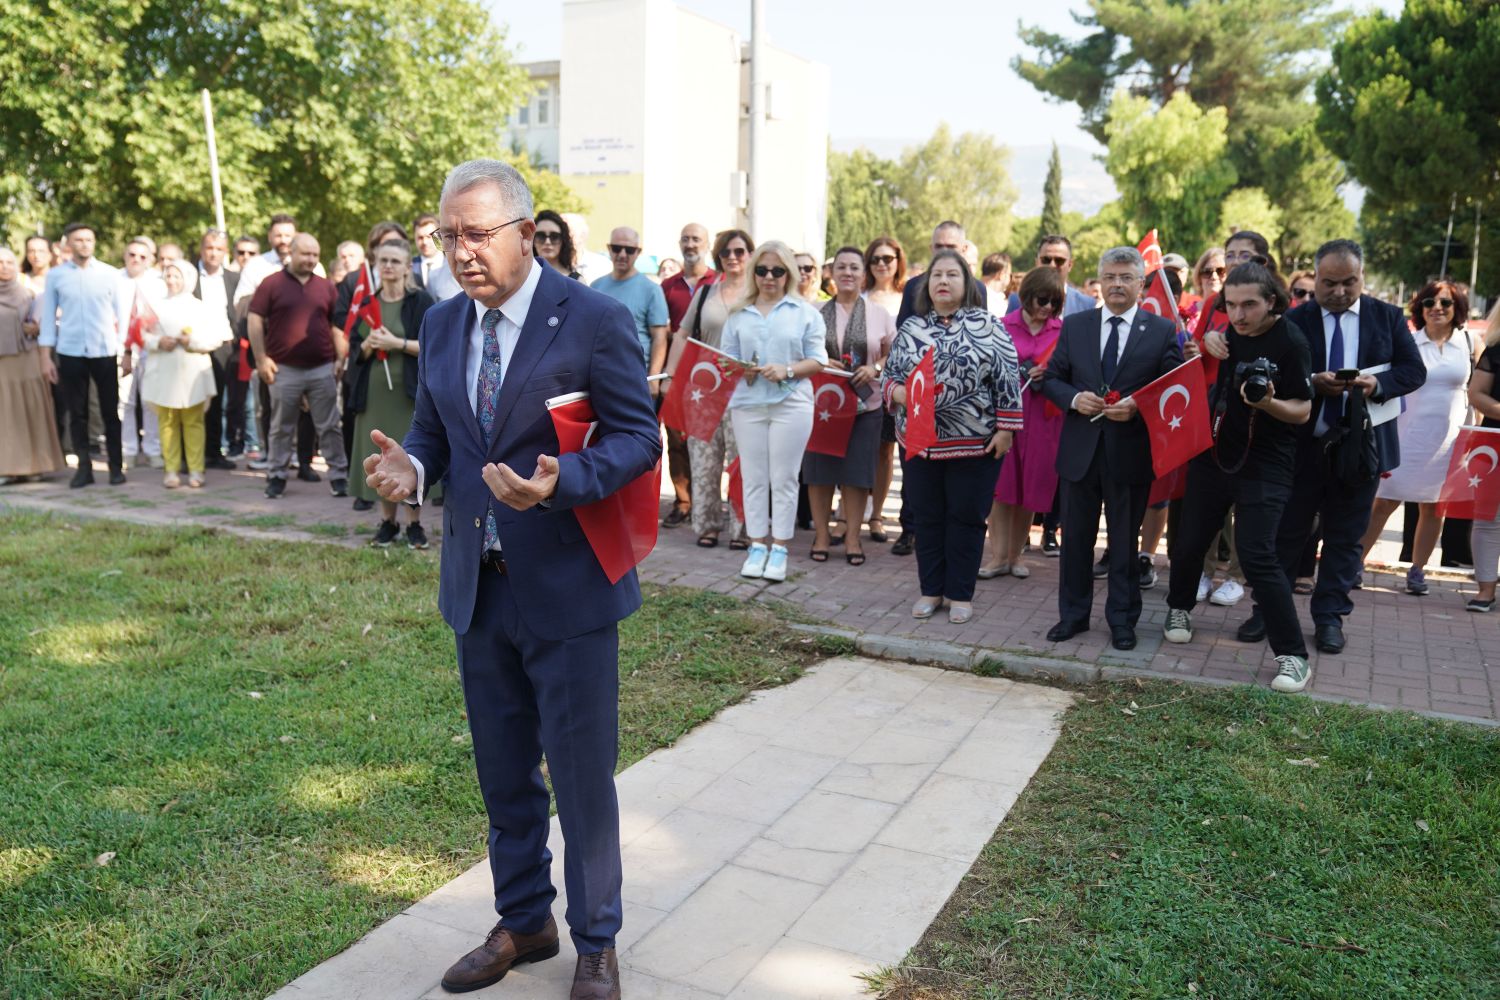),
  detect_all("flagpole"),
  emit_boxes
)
[201,89,226,233]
